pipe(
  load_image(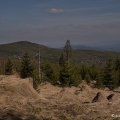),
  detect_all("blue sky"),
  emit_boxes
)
[0,0,120,45]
